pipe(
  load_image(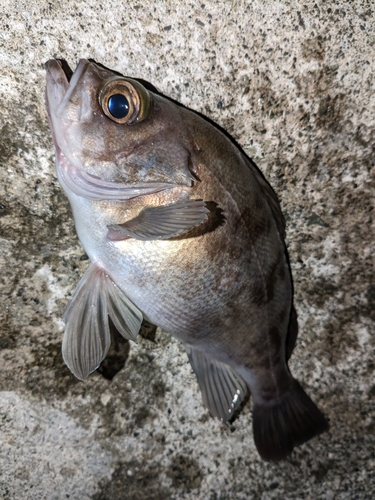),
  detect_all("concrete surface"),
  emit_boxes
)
[0,0,374,498]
